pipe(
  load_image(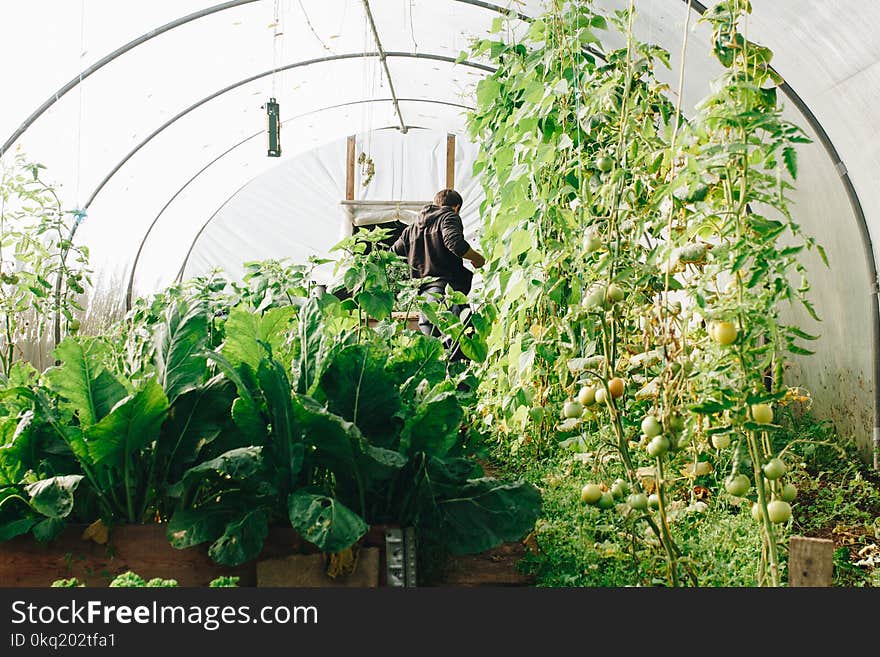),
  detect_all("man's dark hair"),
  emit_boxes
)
[434,189,463,208]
